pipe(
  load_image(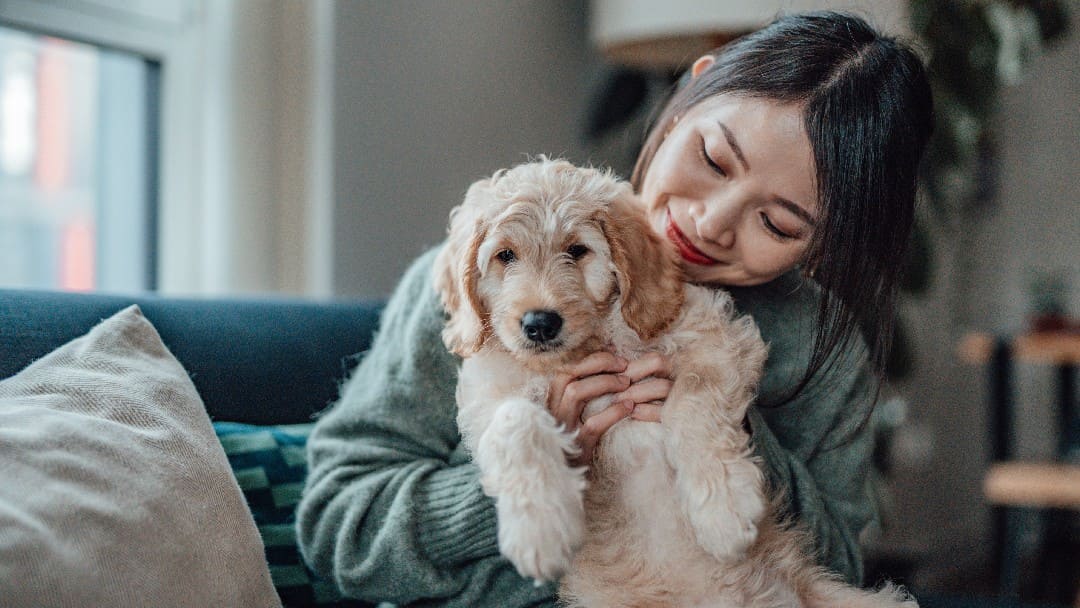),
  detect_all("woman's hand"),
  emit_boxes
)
[547,351,673,466]
[613,352,673,423]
